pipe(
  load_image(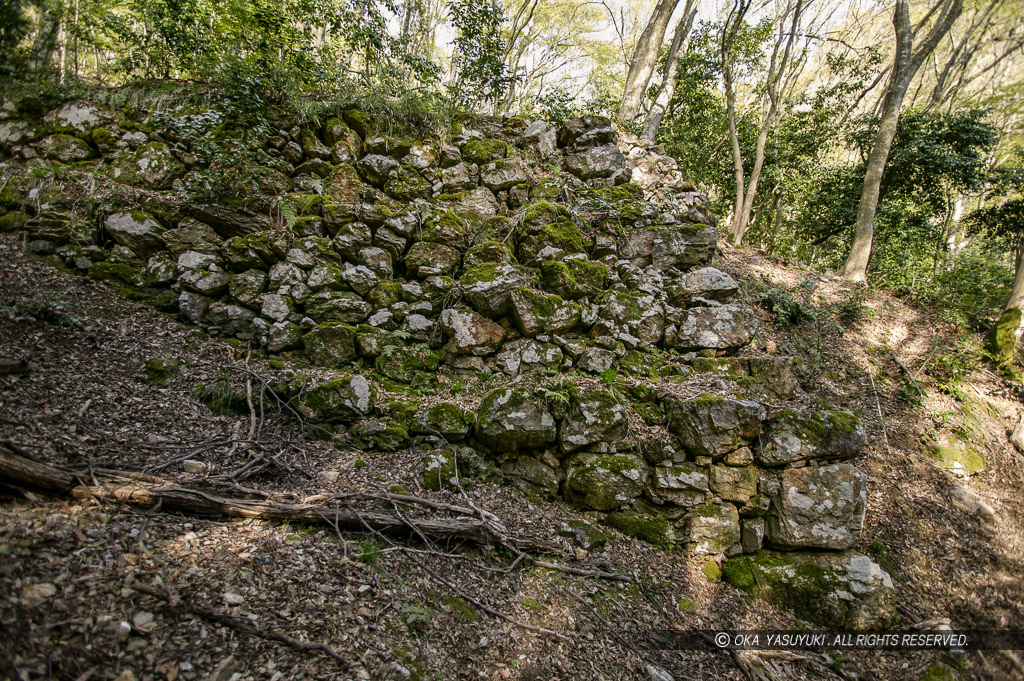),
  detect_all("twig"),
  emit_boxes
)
[862,360,893,456]
[129,583,352,668]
